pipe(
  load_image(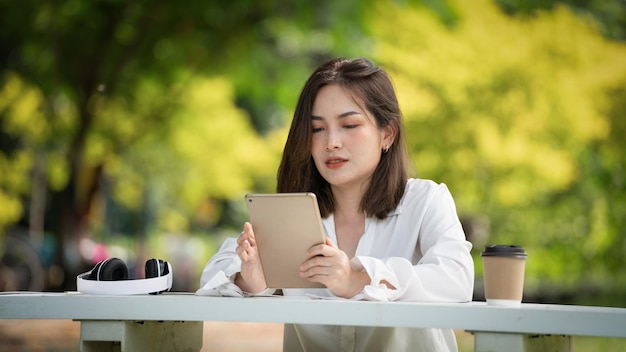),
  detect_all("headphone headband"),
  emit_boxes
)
[77,262,173,295]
